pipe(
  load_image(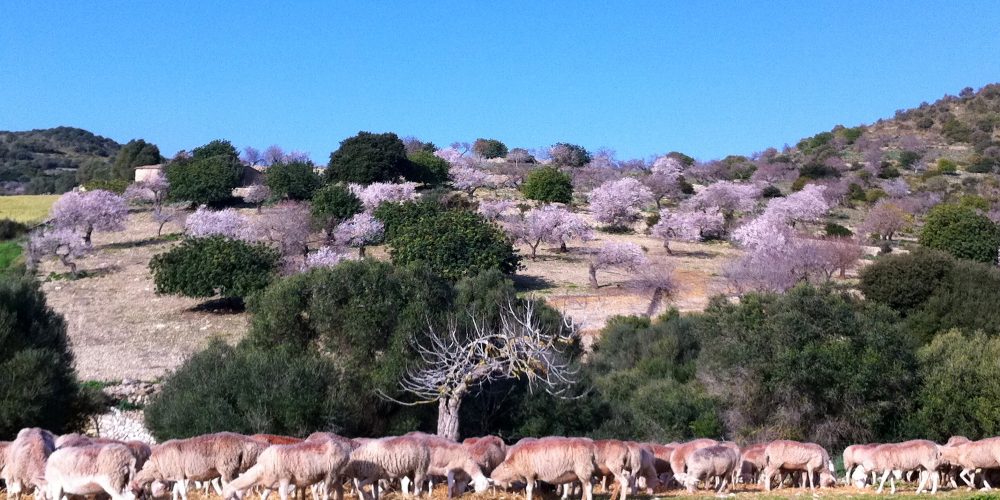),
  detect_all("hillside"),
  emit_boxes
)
[0,126,121,194]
